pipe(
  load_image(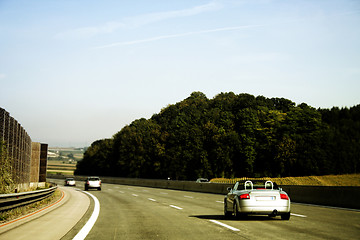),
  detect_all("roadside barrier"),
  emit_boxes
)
[0,185,57,212]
